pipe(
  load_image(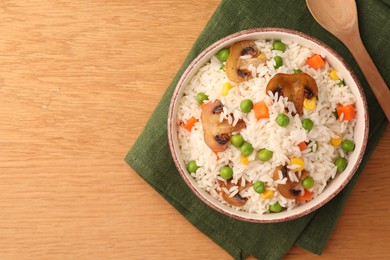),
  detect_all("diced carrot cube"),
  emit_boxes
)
[336,104,355,121]
[297,142,308,151]
[307,54,325,69]
[183,116,198,132]
[253,101,269,120]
